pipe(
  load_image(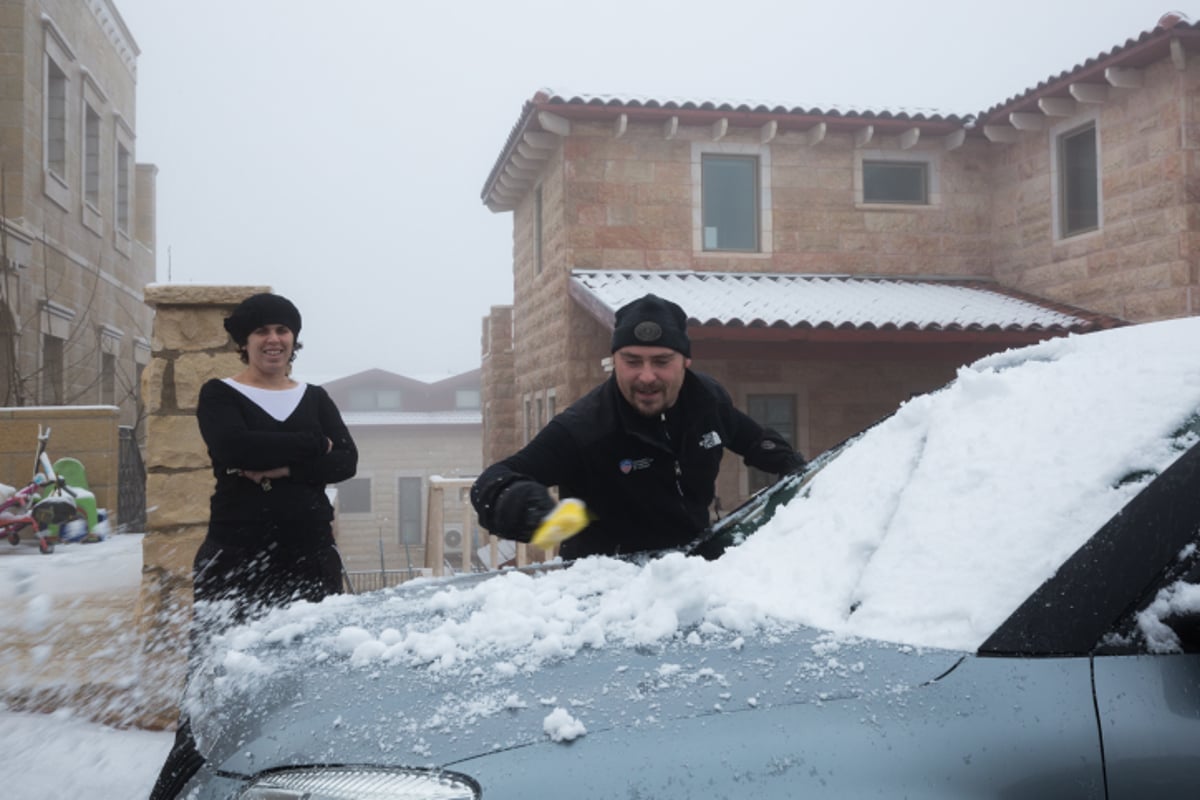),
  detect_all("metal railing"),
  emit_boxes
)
[117,426,146,532]
[424,477,531,577]
[342,569,413,594]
